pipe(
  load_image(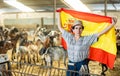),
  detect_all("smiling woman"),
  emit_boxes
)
[71,20,84,36]
[57,8,117,76]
